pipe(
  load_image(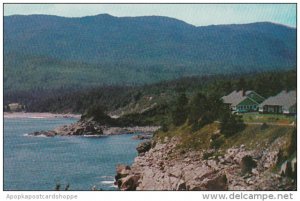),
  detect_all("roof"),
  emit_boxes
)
[246,91,265,103]
[222,90,259,106]
[259,90,296,109]
[237,97,259,106]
